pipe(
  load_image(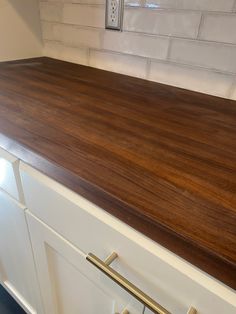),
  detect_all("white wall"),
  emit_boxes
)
[0,0,42,61]
[39,0,236,99]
